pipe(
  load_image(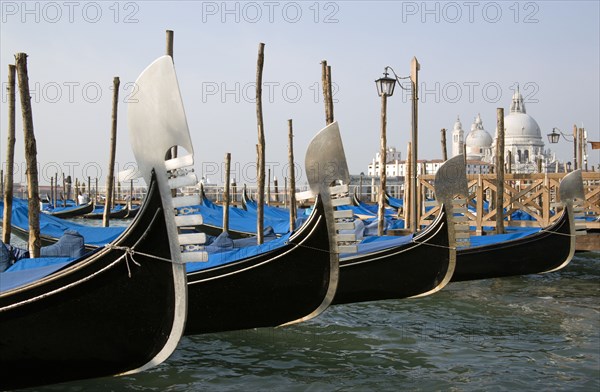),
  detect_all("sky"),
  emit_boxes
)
[1,0,599,188]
